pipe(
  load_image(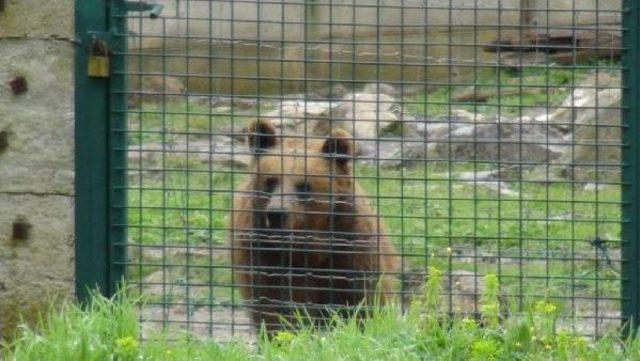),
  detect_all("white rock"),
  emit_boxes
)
[451,109,486,123]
